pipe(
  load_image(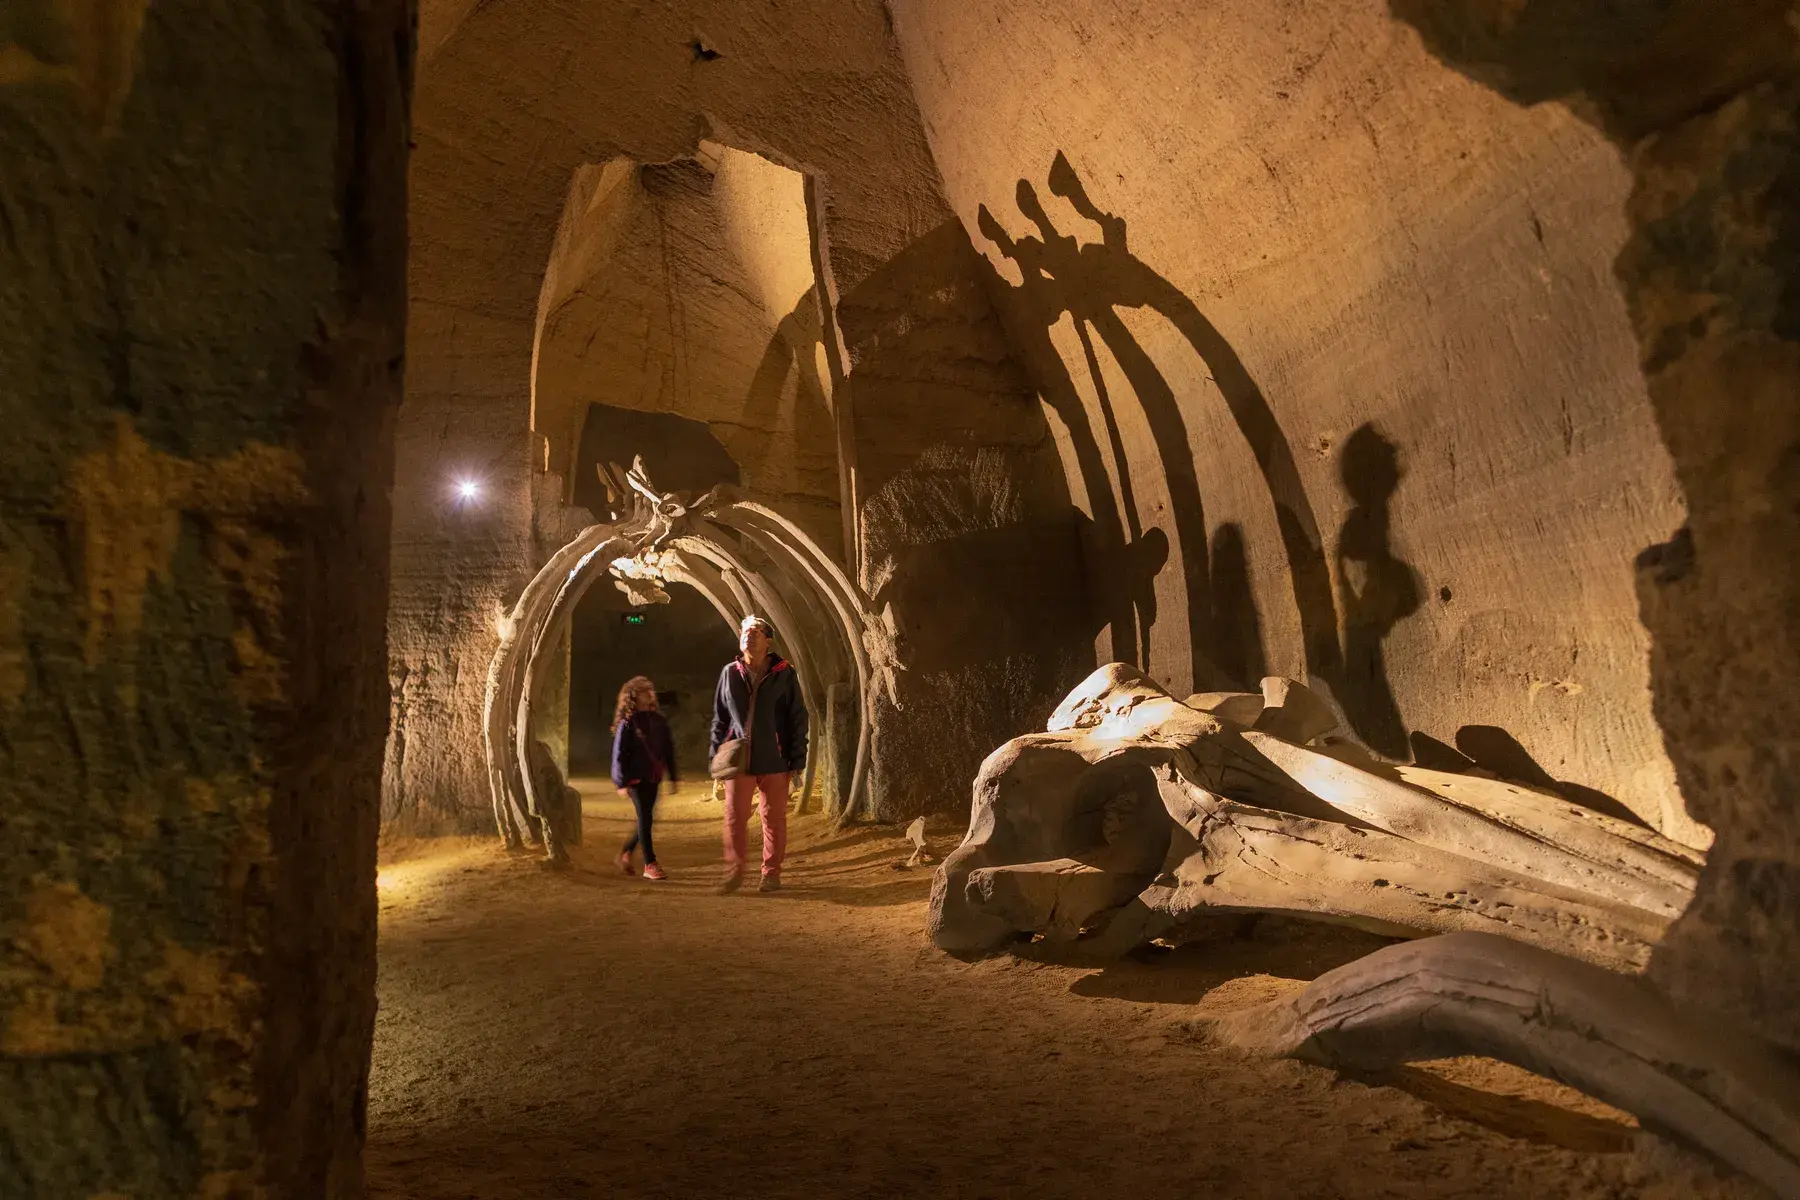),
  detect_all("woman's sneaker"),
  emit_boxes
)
[758,874,781,893]
[617,852,636,876]
[715,869,743,895]
[643,862,667,881]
